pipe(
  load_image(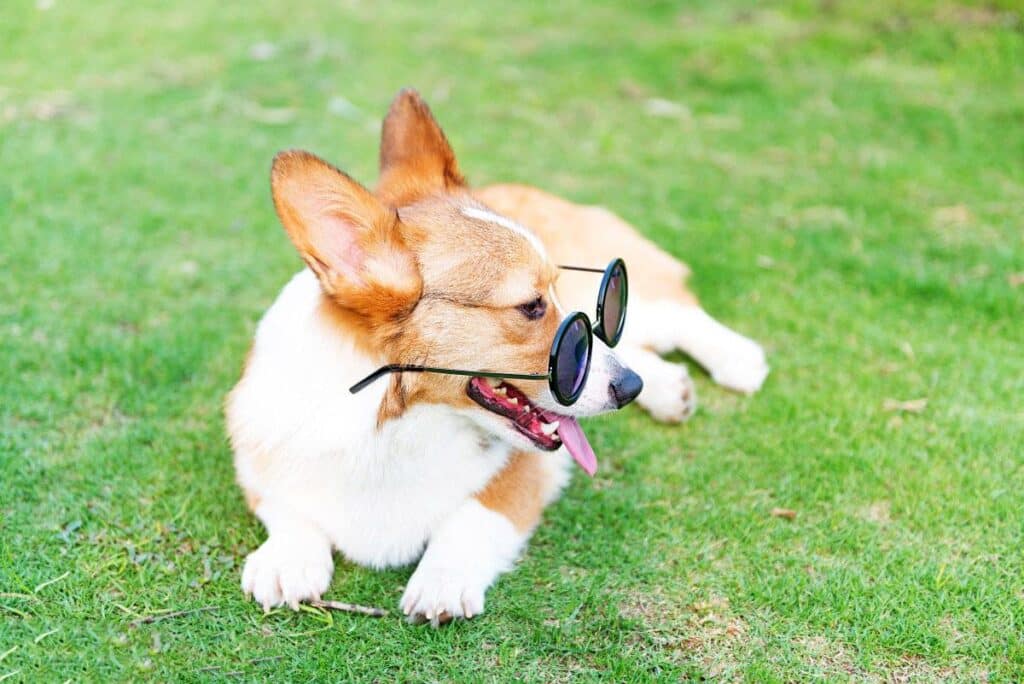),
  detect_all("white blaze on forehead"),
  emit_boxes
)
[462,204,566,315]
[462,206,548,259]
